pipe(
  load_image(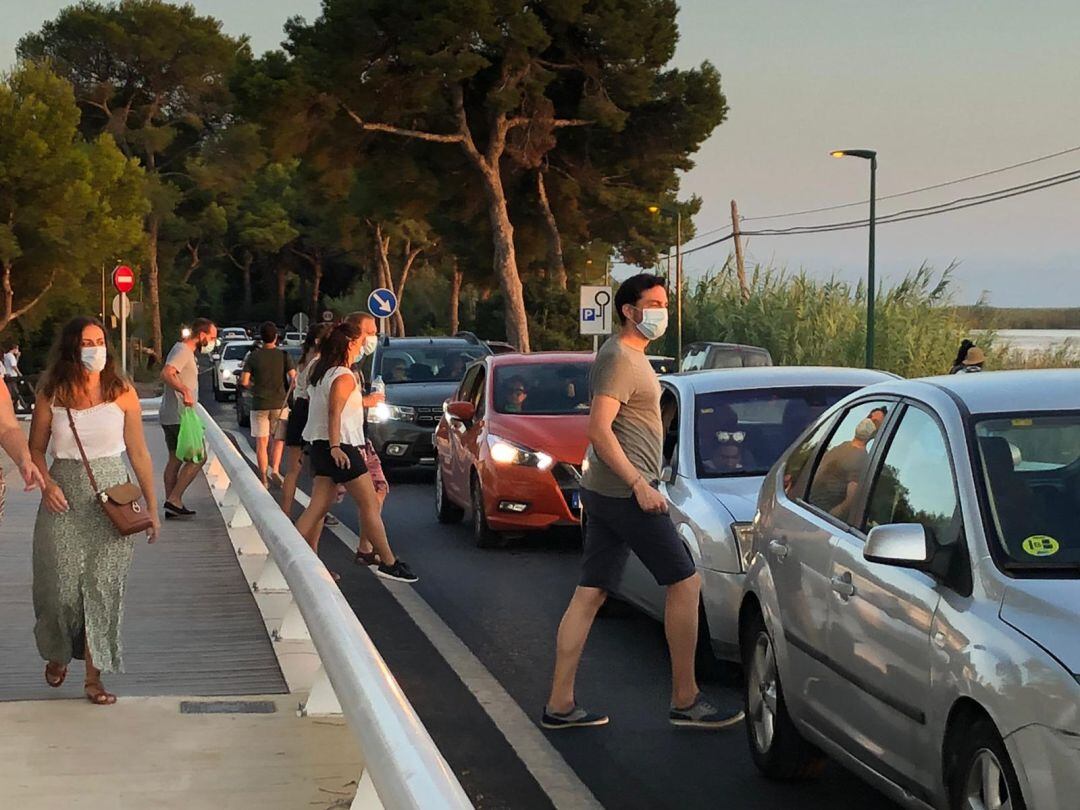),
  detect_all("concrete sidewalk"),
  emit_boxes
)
[0,421,361,809]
